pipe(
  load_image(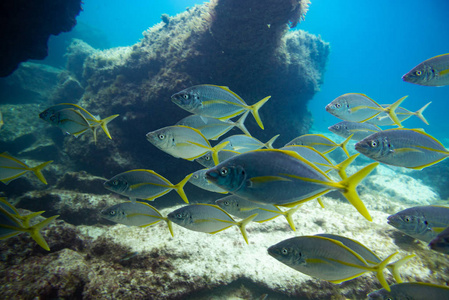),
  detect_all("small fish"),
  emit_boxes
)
[402,53,449,86]
[205,149,377,221]
[0,152,52,185]
[146,125,229,165]
[119,251,139,262]
[171,84,271,129]
[428,226,449,255]
[387,205,449,243]
[219,134,279,153]
[367,102,431,126]
[189,169,229,194]
[268,235,406,292]
[0,201,58,251]
[167,203,257,244]
[42,108,96,138]
[104,169,192,203]
[284,134,352,157]
[355,128,449,169]
[175,111,251,140]
[215,195,301,231]
[195,149,240,168]
[328,121,381,141]
[101,201,173,236]
[325,93,407,127]
[39,103,119,142]
[0,197,43,227]
[368,282,449,300]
